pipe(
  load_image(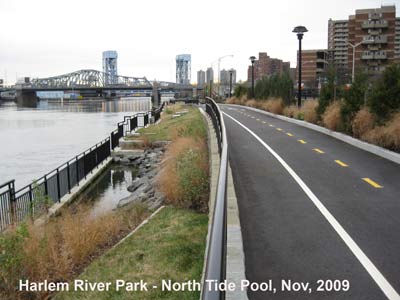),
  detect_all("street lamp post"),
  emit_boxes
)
[293,25,308,108]
[334,38,373,82]
[249,56,256,98]
[229,69,233,98]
